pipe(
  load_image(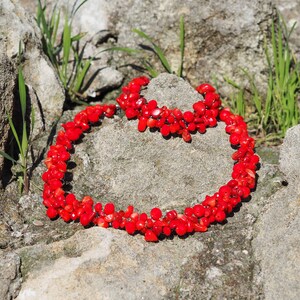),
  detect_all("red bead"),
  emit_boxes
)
[193,101,206,115]
[183,111,194,123]
[145,230,158,242]
[138,117,148,132]
[176,223,187,236]
[215,210,226,222]
[125,107,138,119]
[80,213,92,227]
[193,204,205,218]
[46,207,58,219]
[125,221,136,235]
[151,108,162,119]
[148,100,157,110]
[196,83,215,94]
[151,207,162,220]
[160,124,170,137]
[104,203,115,215]
[163,226,172,236]
[94,203,102,214]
